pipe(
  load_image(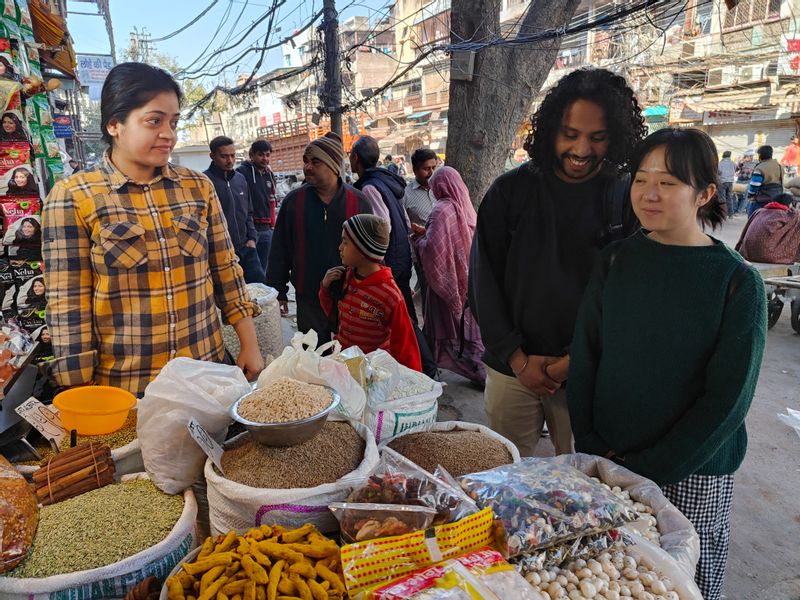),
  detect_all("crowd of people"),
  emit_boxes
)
[37,61,788,600]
